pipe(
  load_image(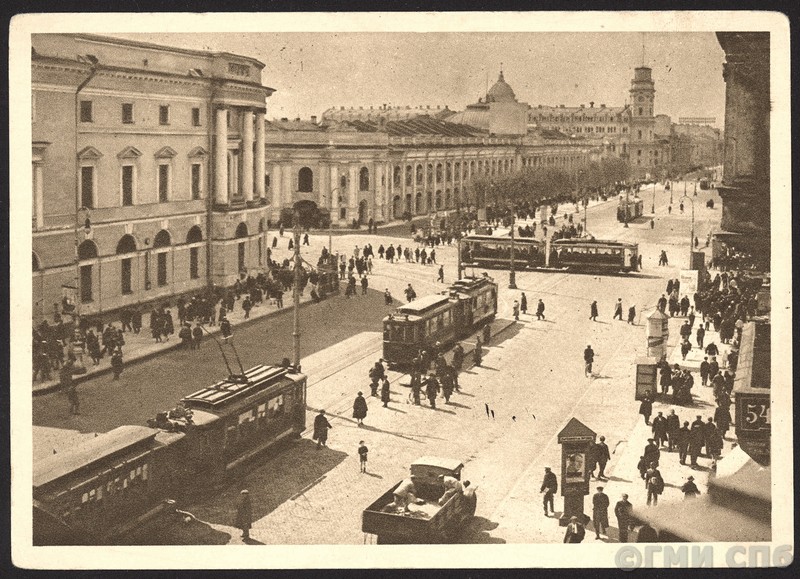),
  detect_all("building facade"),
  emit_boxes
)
[32,33,274,322]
